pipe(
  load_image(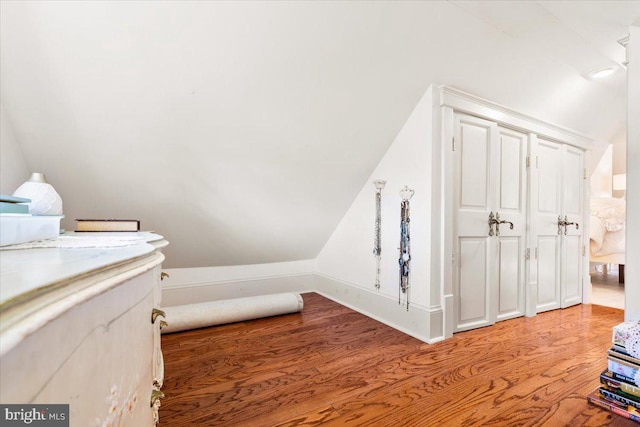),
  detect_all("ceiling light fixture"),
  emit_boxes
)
[590,67,616,79]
